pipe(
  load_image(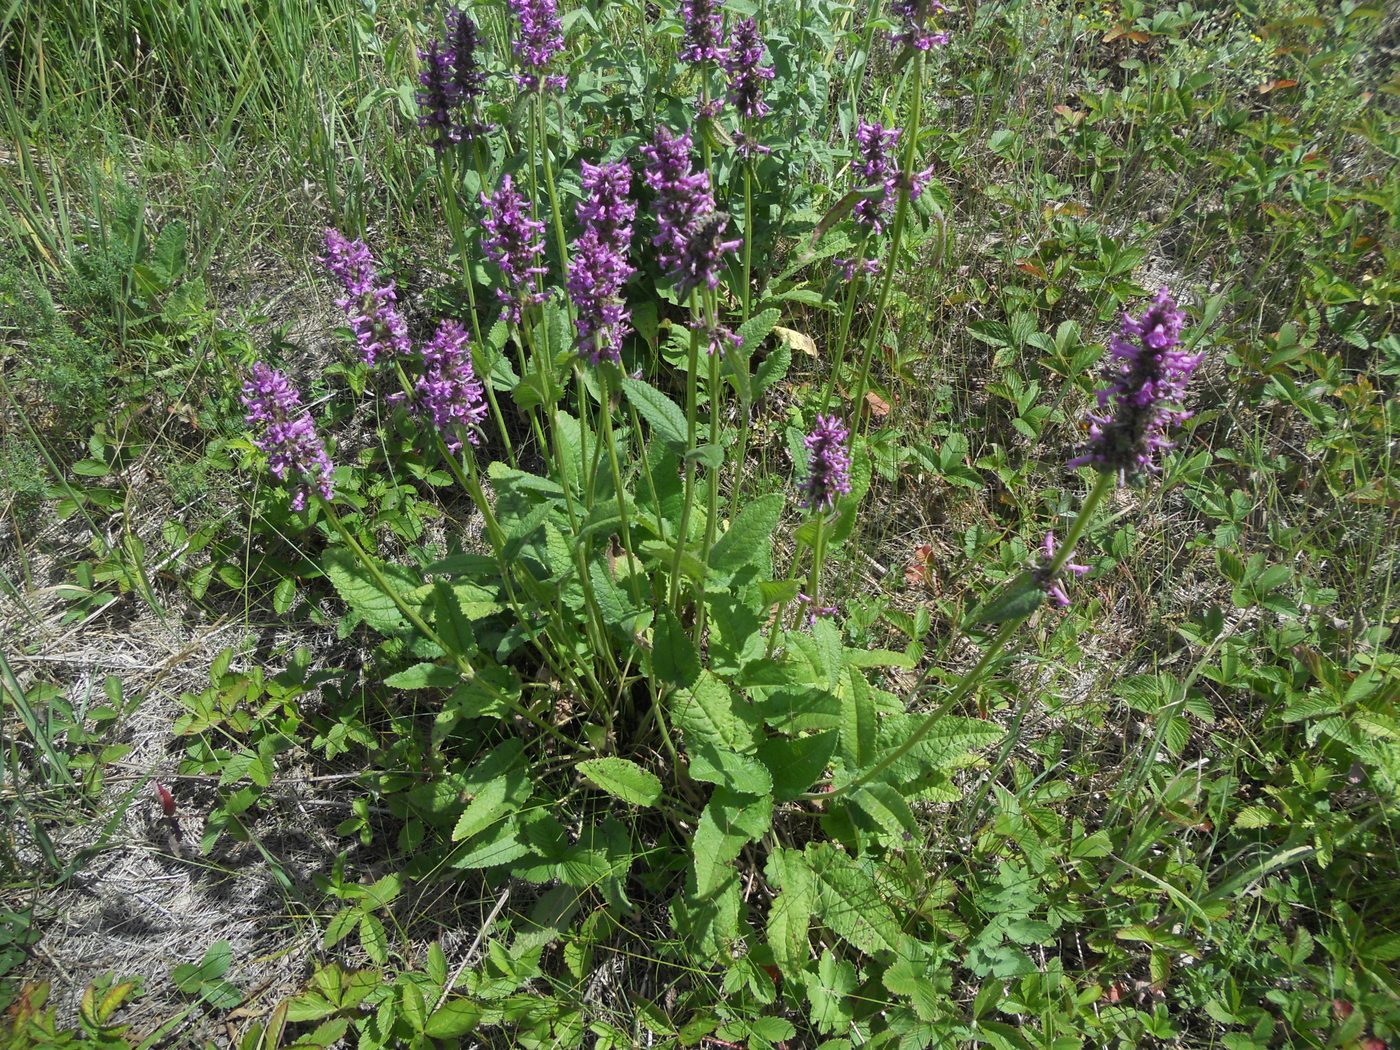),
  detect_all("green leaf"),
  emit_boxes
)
[765,849,815,984]
[688,744,773,796]
[805,843,907,956]
[452,776,513,842]
[805,950,857,1034]
[709,493,785,576]
[970,571,1046,624]
[653,606,701,687]
[622,378,688,451]
[384,663,460,690]
[424,999,483,1038]
[847,783,919,841]
[359,913,388,964]
[322,546,420,636]
[837,666,877,770]
[693,787,772,895]
[671,670,753,752]
[578,757,663,806]
[754,342,791,394]
[757,730,837,801]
